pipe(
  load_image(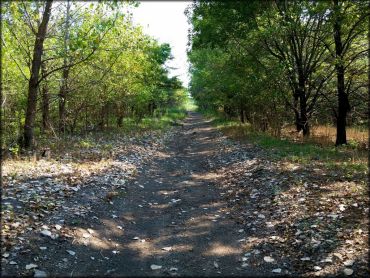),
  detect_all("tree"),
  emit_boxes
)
[22,0,53,149]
